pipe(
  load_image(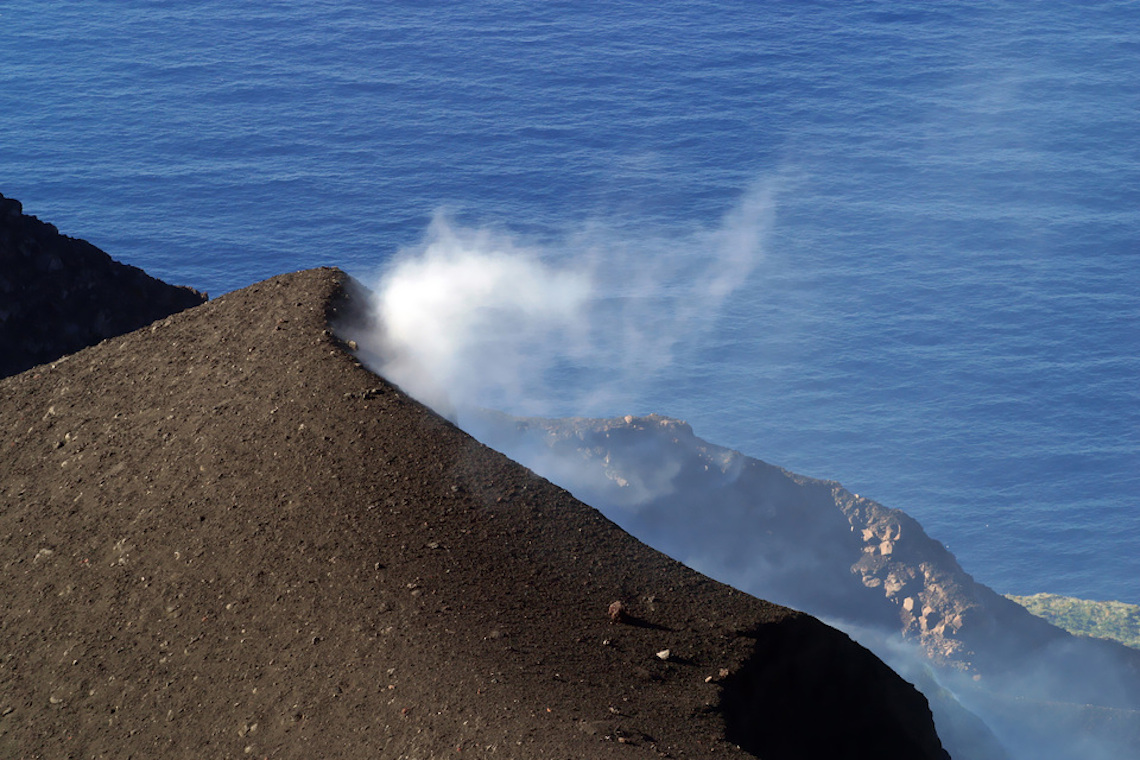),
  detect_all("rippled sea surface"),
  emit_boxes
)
[3,1,1138,602]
